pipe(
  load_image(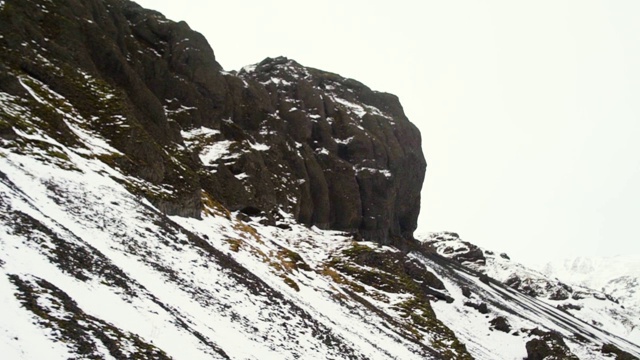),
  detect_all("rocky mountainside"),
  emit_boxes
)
[0,0,425,246]
[0,0,638,359]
